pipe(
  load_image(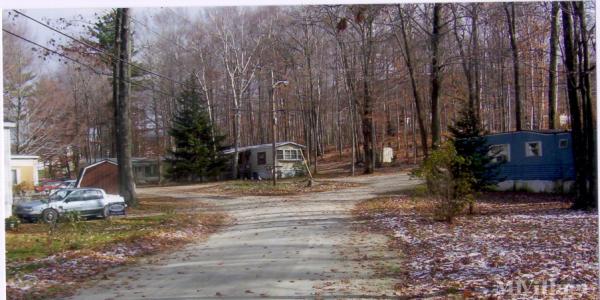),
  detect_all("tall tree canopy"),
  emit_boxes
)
[166,76,227,182]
